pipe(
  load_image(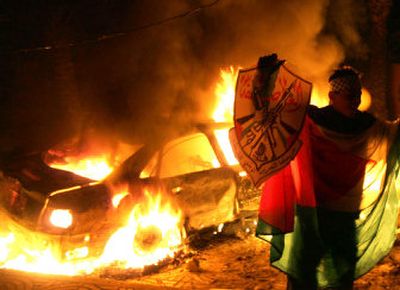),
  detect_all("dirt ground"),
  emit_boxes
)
[0,233,399,289]
[134,234,400,290]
